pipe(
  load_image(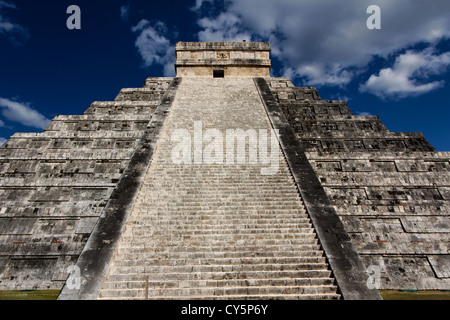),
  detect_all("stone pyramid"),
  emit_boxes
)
[0,42,448,300]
